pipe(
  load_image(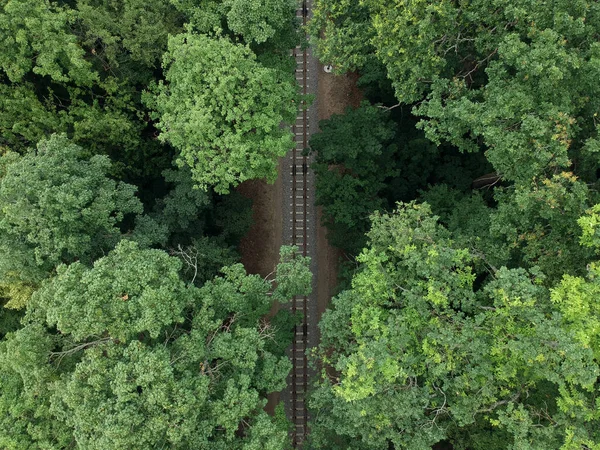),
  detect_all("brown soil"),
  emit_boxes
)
[315,68,363,327]
[318,70,363,117]
[237,166,283,278]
